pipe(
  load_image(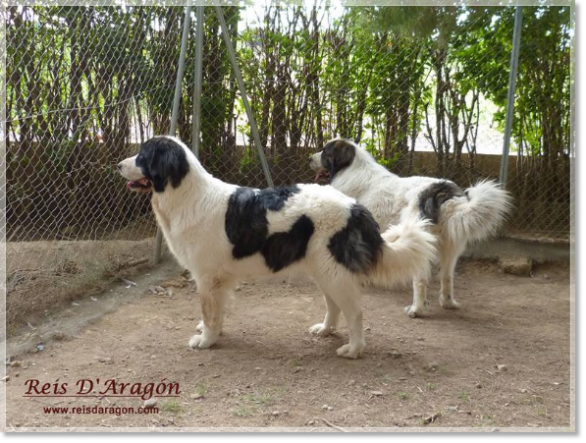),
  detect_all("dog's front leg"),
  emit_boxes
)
[189,280,230,350]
